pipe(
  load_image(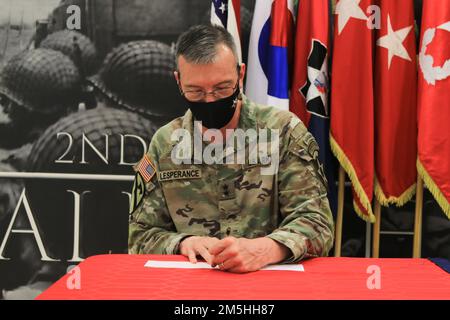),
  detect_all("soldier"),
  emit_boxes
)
[0,48,81,150]
[129,25,334,273]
